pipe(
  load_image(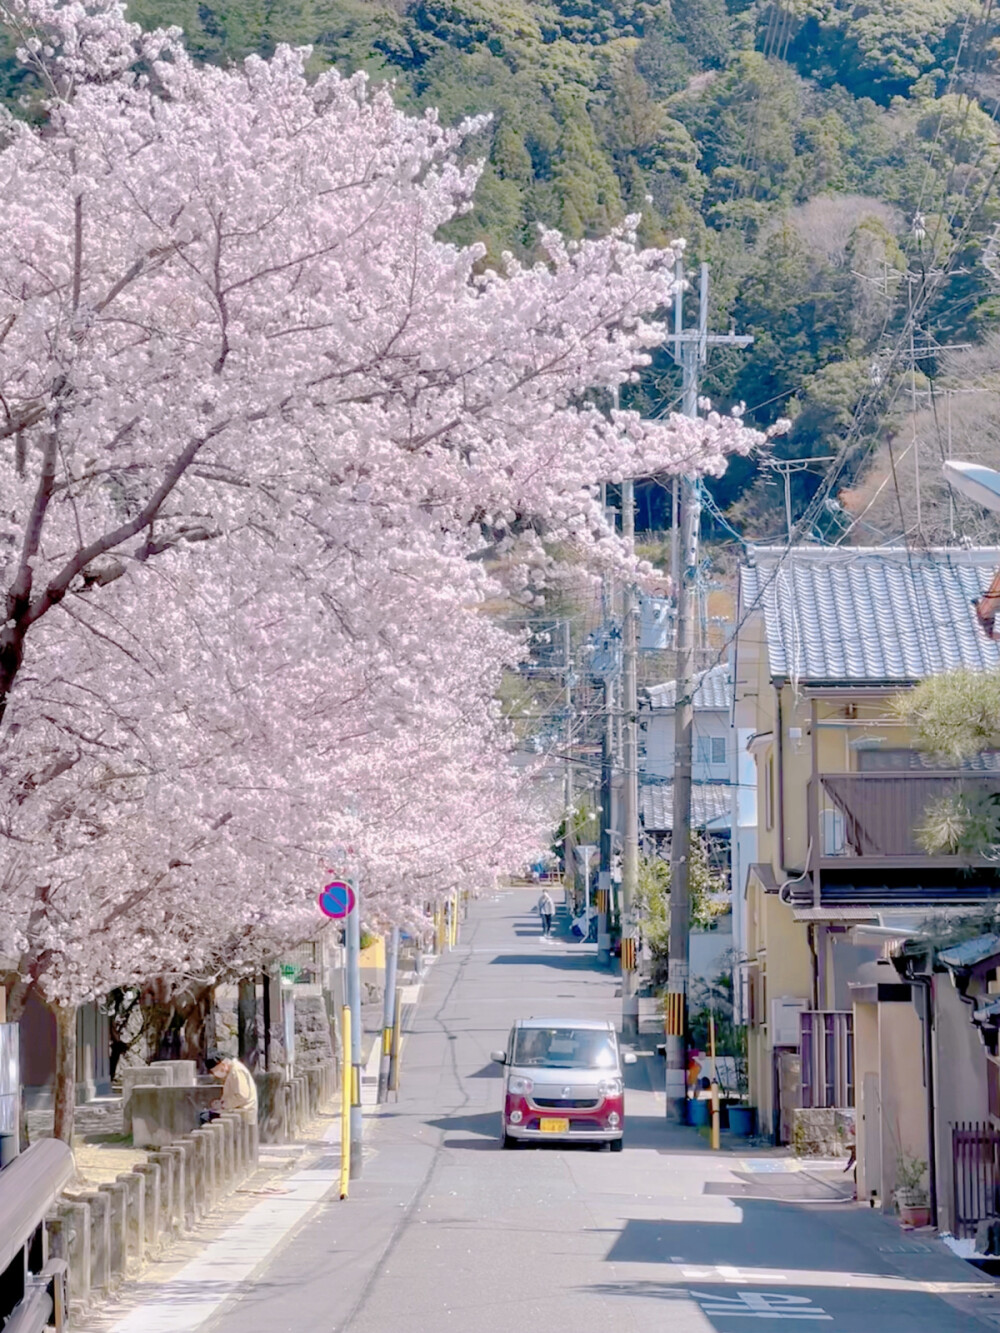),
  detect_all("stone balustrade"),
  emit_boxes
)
[47,1055,335,1320]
